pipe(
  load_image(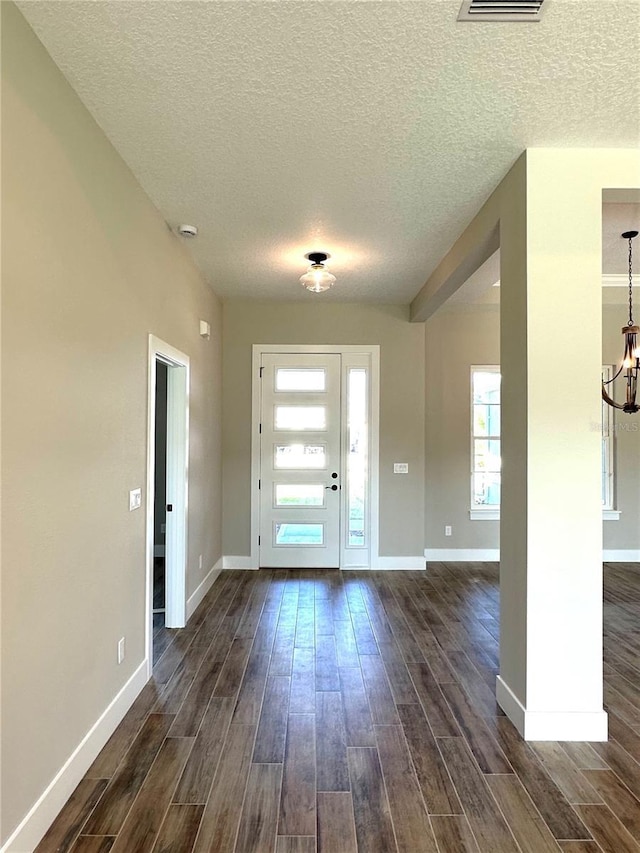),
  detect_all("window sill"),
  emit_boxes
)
[470,509,621,521]
[470,509,500,520]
